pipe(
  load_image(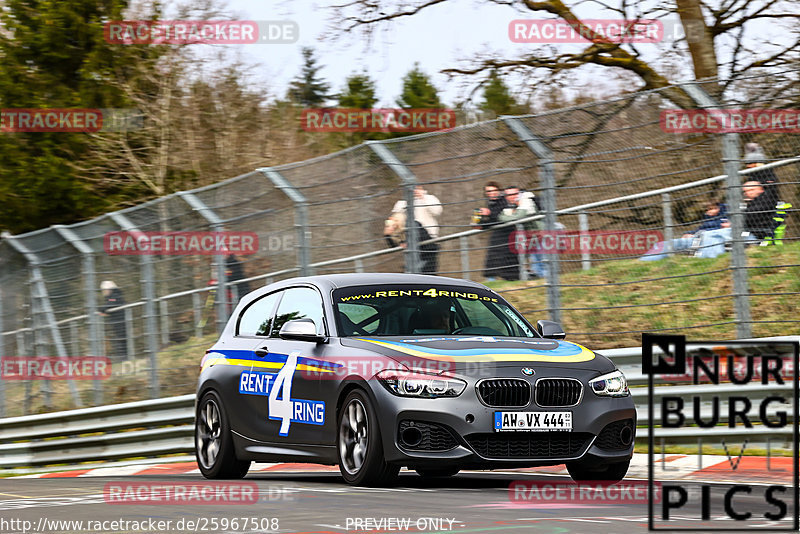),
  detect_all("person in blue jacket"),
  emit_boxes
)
[641,199,728,260]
